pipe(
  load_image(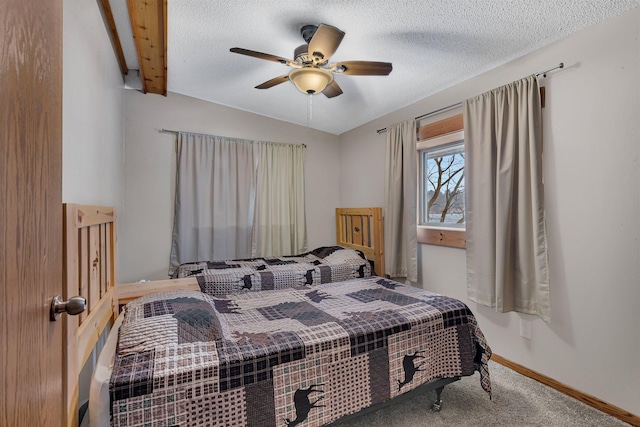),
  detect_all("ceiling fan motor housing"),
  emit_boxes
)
[294,44,311,64]
[300,24,318,43]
